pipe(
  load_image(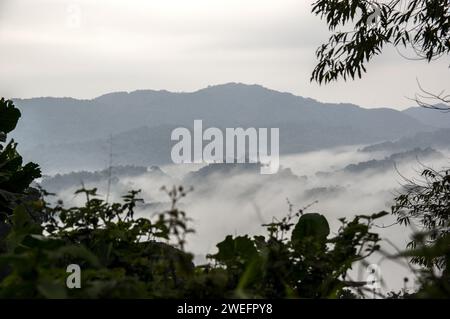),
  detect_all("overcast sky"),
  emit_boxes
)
[0,0,448,109]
